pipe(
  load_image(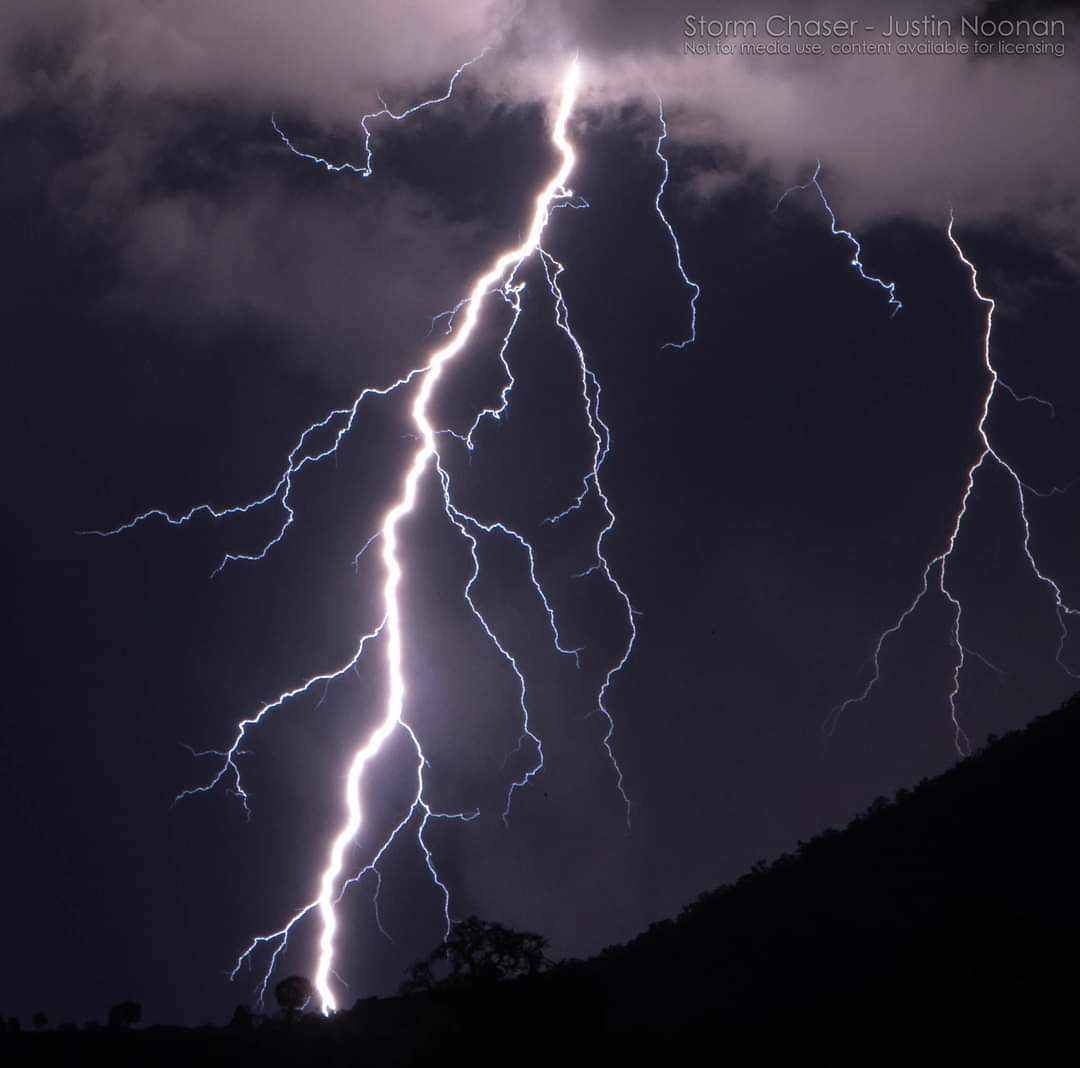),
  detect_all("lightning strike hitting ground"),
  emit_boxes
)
[831,211,1077,754]
[71,24,1078,1027]
[775,160,902,315]
[85,57,640,1016]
